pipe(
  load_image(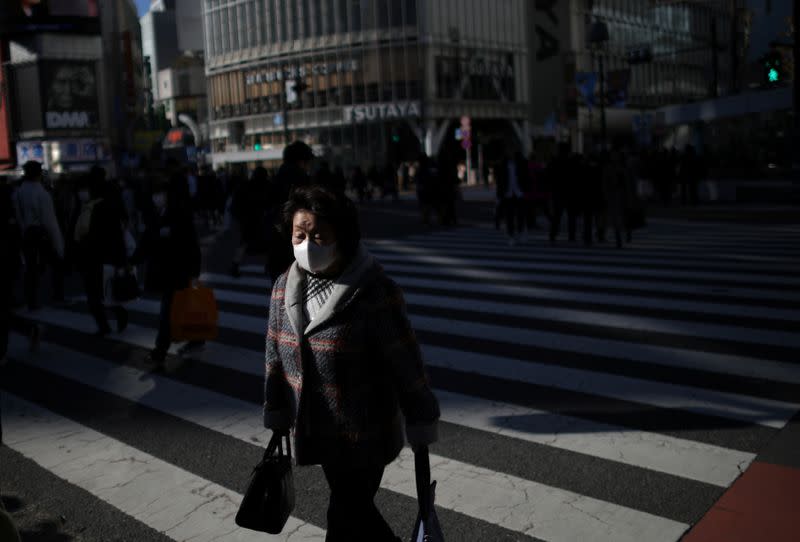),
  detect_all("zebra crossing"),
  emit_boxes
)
[3,220,800,541]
